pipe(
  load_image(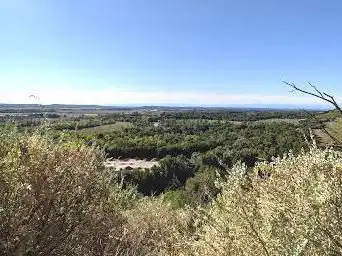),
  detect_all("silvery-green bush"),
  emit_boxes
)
[189,147,342,256]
